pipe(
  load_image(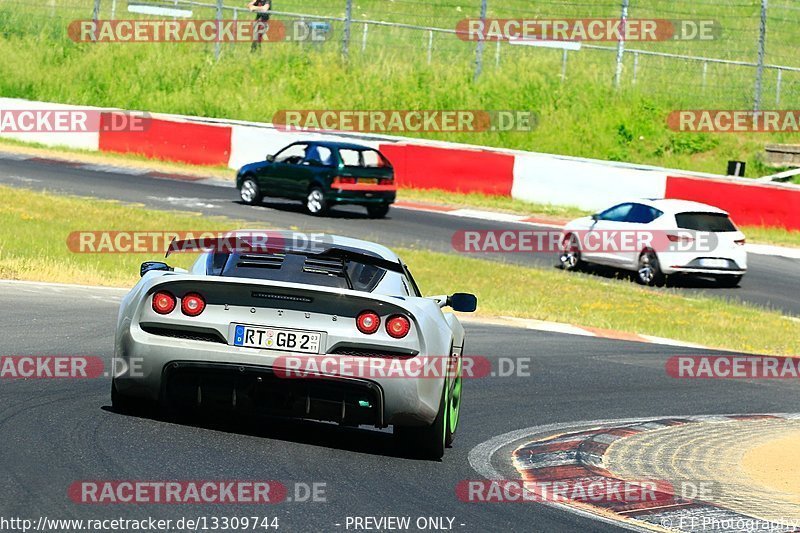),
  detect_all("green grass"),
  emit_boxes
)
[2,1,800,179]
[1,184,797,355]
